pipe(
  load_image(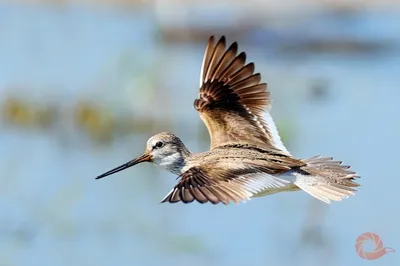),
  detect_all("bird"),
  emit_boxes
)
[95,35,360,205]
